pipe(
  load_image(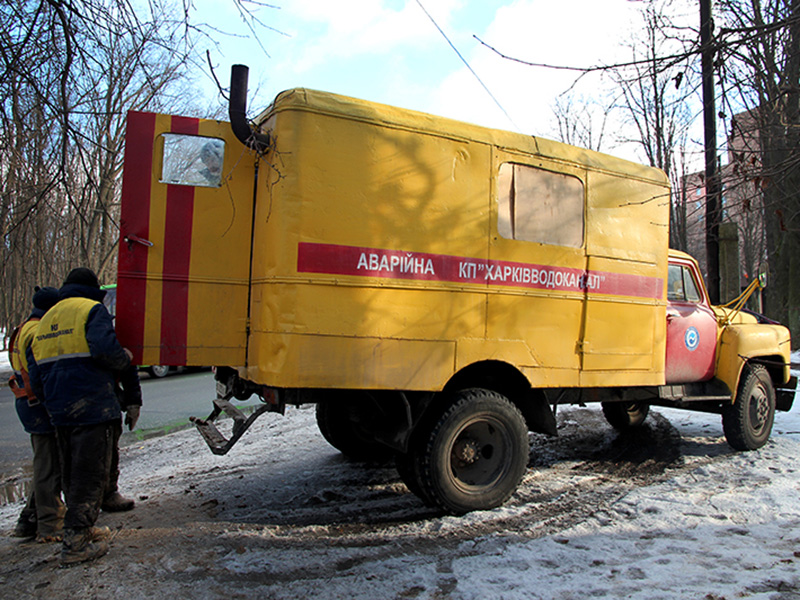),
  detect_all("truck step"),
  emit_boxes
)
[191,418,230,456]
[190,401,273,456]
[213,397,247,432]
